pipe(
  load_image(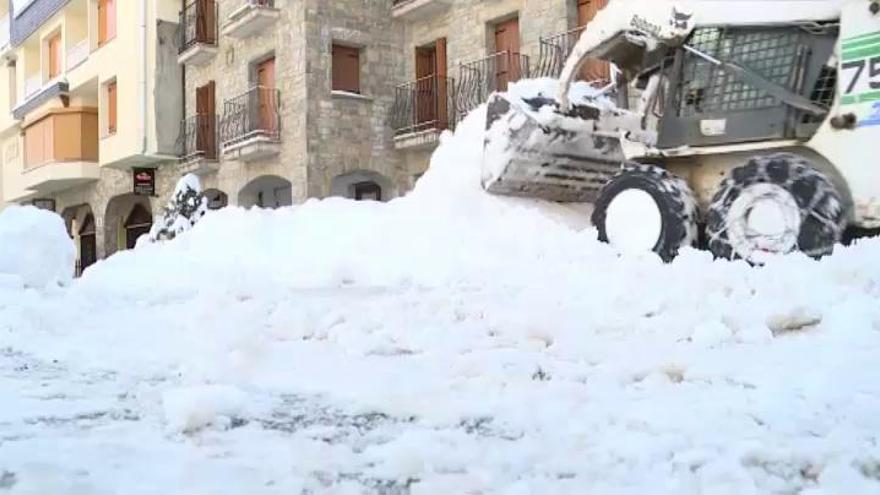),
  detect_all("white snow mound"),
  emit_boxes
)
[0,205,75,288]
[162,385,247,433]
